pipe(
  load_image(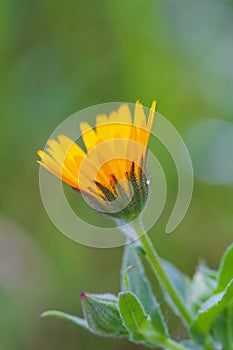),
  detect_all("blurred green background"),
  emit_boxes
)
[1,0,233,349]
